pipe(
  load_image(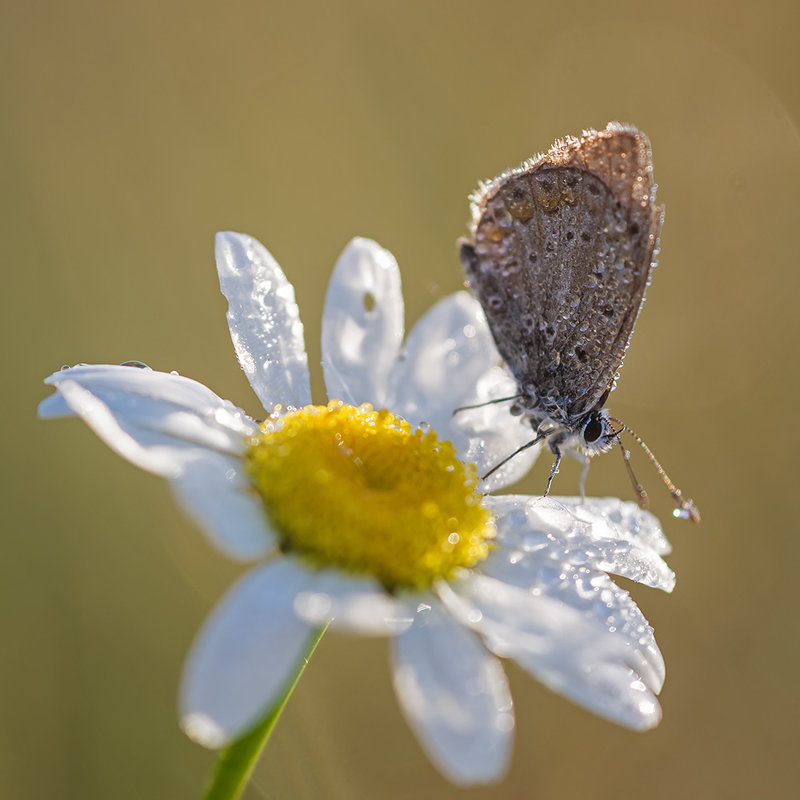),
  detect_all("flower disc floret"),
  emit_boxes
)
[245,401,495,591]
